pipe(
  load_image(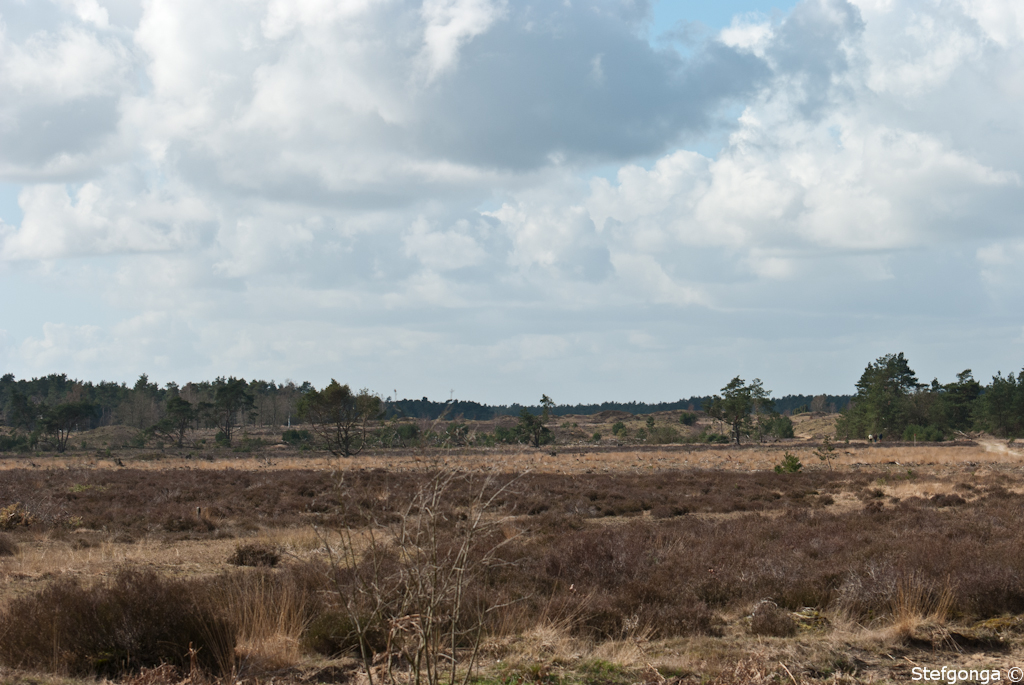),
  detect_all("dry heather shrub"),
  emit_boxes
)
[0,568,236,678]
[928,493,966,507]
[228,541,281,567]
[748,601,797,637]
[0,532,17,556]
[0,467,871,534]
[163,514,217,533]
[484,493,1024,641]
